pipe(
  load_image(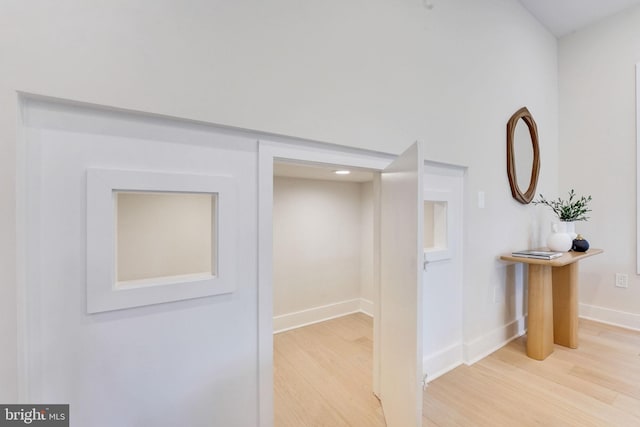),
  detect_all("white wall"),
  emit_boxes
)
[423,1,558,359]
[273,177,370,329]
[21,99,260,426]
[559,6,640,329]
[1,0,559,406]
